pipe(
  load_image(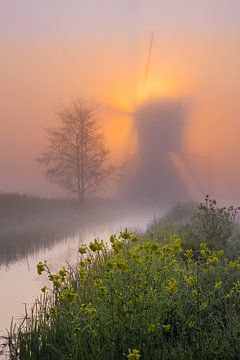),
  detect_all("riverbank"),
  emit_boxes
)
[4,198,240,359]
[6,232,240,358]
[0,208,150,349]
